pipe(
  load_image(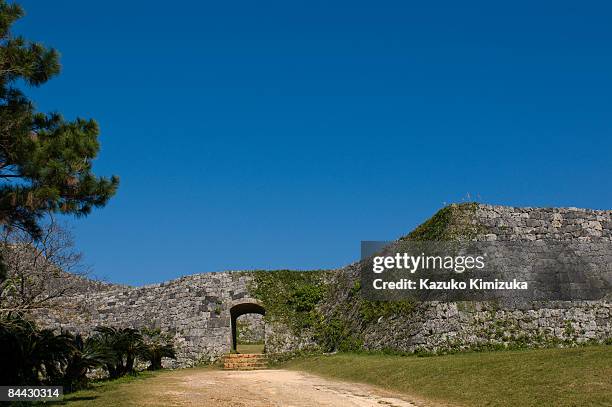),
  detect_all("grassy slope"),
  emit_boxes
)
[284,346,612,407]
